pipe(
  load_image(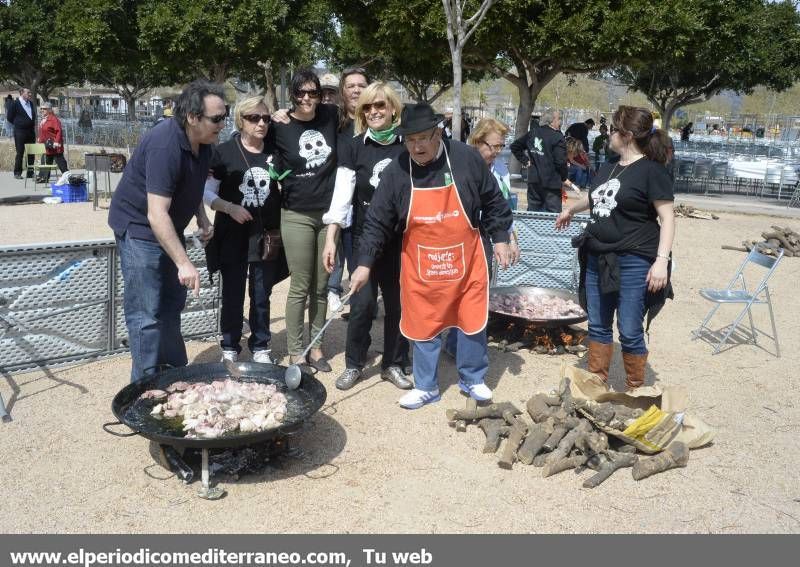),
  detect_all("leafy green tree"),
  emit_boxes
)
[56,0,178,120]
[137,0,332,97]
[0,0,78,102]
[612,0,800,129]
[331,0,486,103]
[467,0,682,140]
